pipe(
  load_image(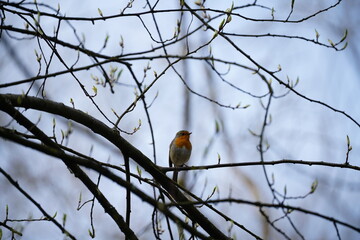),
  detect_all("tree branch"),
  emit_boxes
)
[0,93,230,240]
